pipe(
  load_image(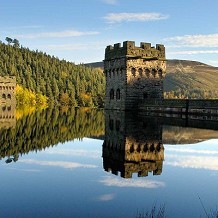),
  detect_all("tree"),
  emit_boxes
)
[13,38,20,48]
[5,37,13,44]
